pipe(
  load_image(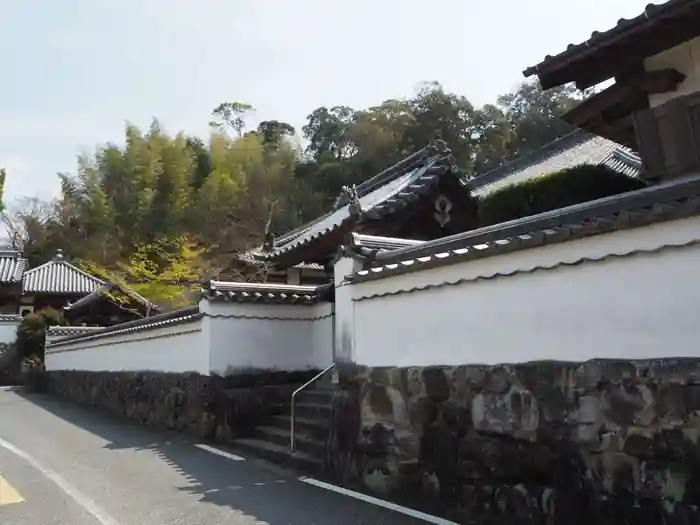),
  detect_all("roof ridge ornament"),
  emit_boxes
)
[340,185,364,218]
[54,249,65,261]
[432,139,450,155]
[262,231,274,252]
